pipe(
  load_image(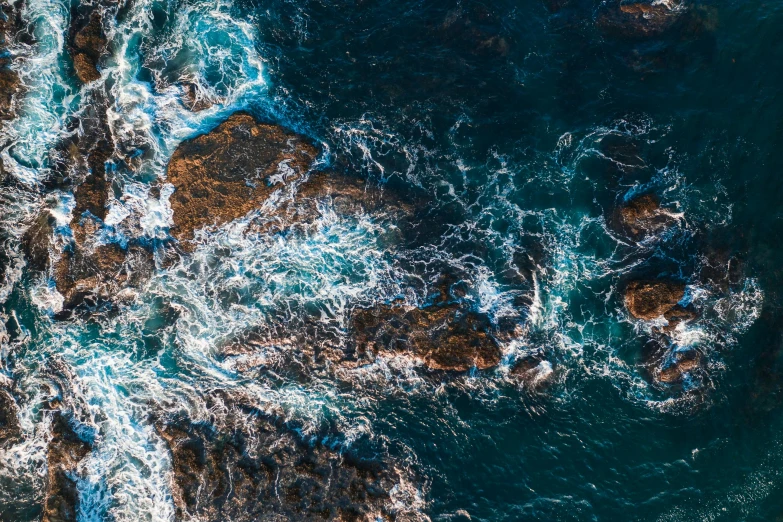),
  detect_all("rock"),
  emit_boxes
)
[0,66,20,121]
[661,304,698,332]
[166,113,318,247]
[0,388,20,447]
[21,210,55,272]
[596,1,682,39]
[658,348,701,383]
[42,413,91,522]
[53,242,153,312]
[72,53,100,83]
[180,82,214,112]
[68,10,107,84]
[612,194,677,240]
[156,391,406,521]
[351,302,502,372]
[510,352,555,389]
[624,279,685,321]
